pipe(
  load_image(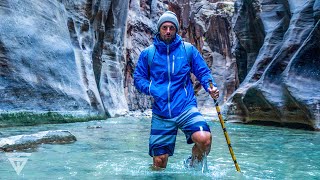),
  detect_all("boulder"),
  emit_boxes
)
[0,130,77,152]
